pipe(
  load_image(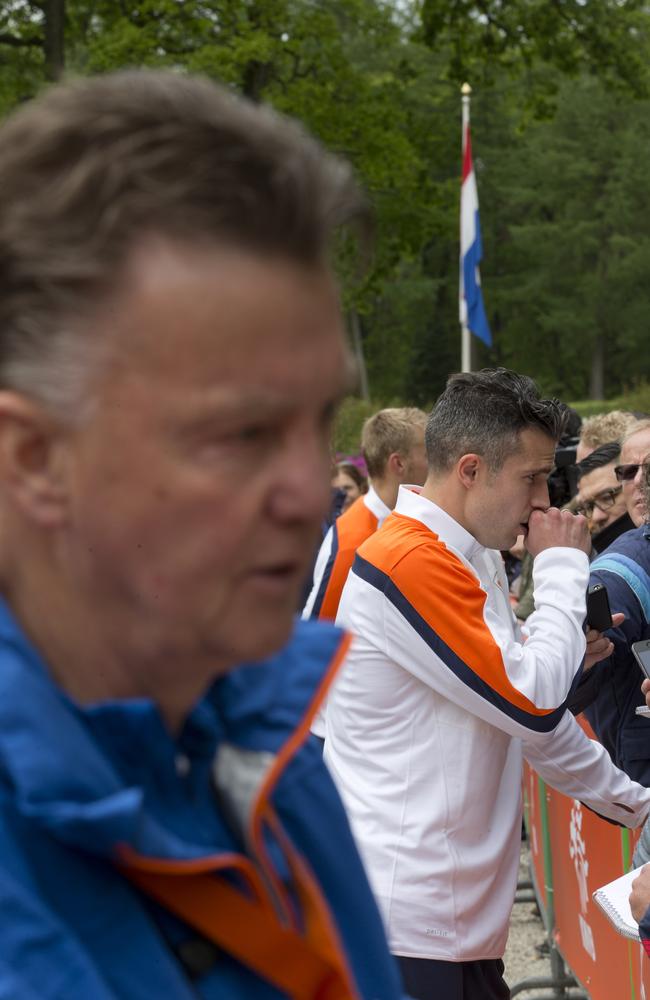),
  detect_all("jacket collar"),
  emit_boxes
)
[363,485,391,526]
[394,485,485,561]
[0,597,344,862]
